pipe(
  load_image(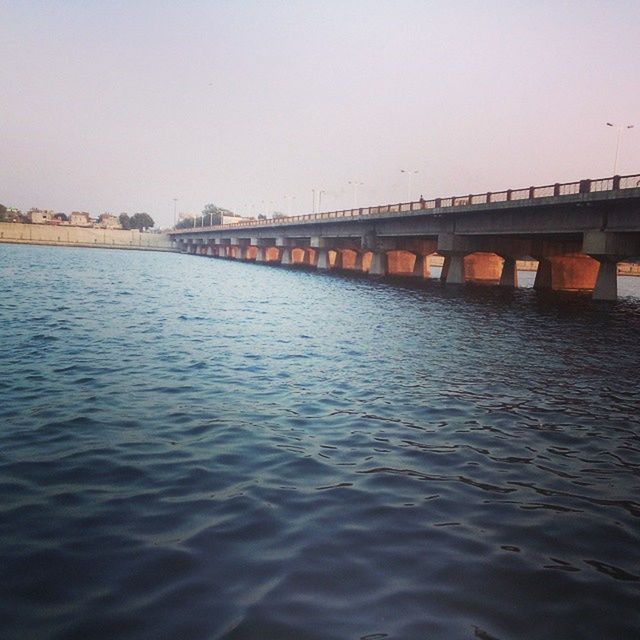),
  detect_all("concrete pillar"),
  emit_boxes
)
[354,252,364,272]
[442,254,465,284]
[499,256,518,287]
[240,246,251,260]
[369,251,388,276]
[583,232,640,301]
[281,247,292,265]
[316,249,330,270]
[593,260,618,301]
[255,247,266,262]
[411,254,428,278]
[533,259,552,290]
[333,251,343,269]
